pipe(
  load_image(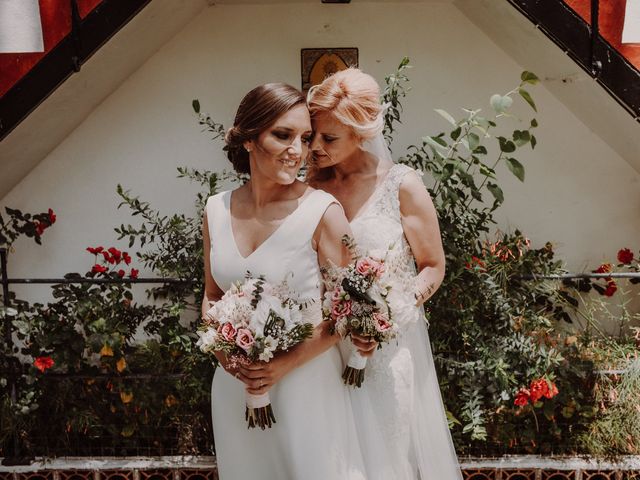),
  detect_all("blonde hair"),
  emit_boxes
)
[307,68,384,141]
